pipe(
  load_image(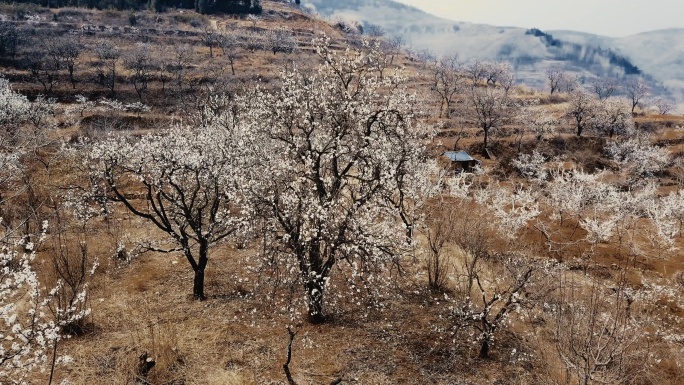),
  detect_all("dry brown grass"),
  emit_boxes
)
[47,234,552,384]
[24,122,684,384]
[5,2,684,384]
